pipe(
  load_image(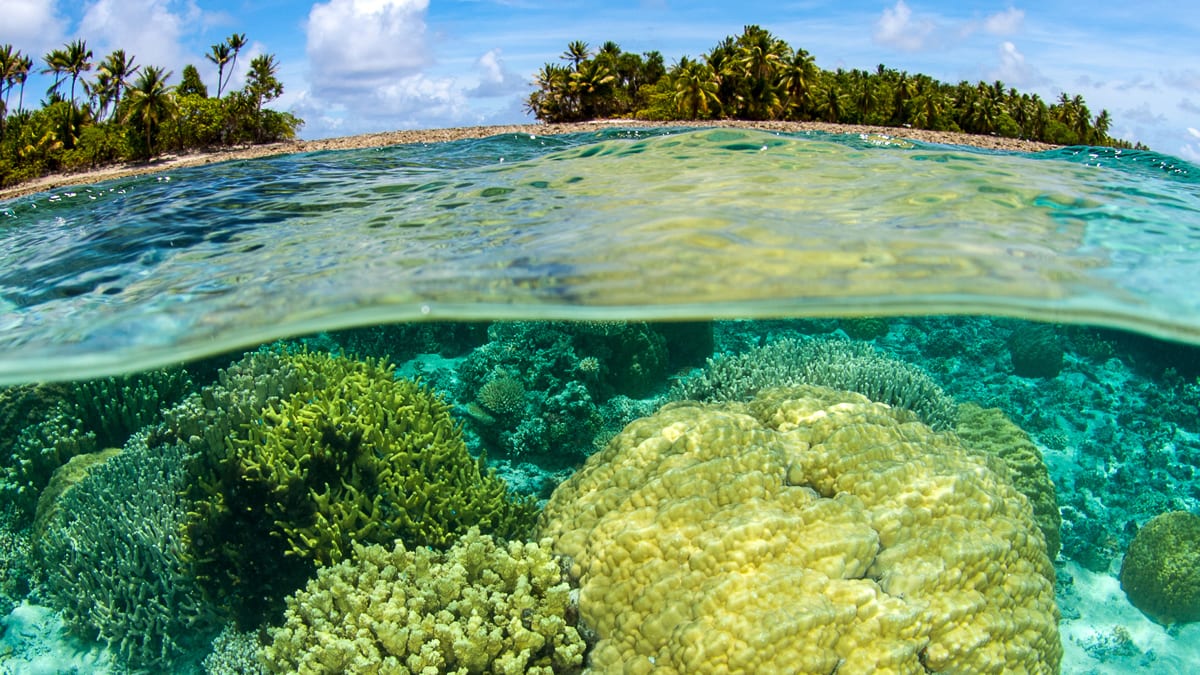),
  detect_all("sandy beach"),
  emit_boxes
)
[0,119,1057,201]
